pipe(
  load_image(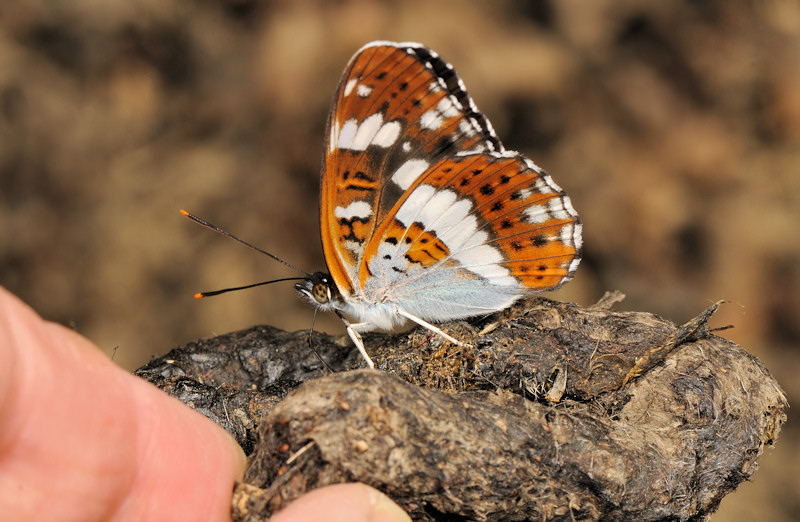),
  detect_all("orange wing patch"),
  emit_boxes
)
[382,218,450,268]
[321,150,382,296]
